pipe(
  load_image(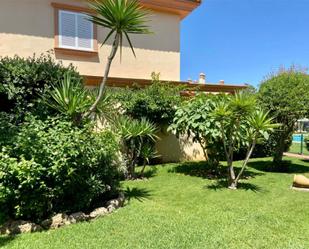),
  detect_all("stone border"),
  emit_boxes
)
[0,192,125,235]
